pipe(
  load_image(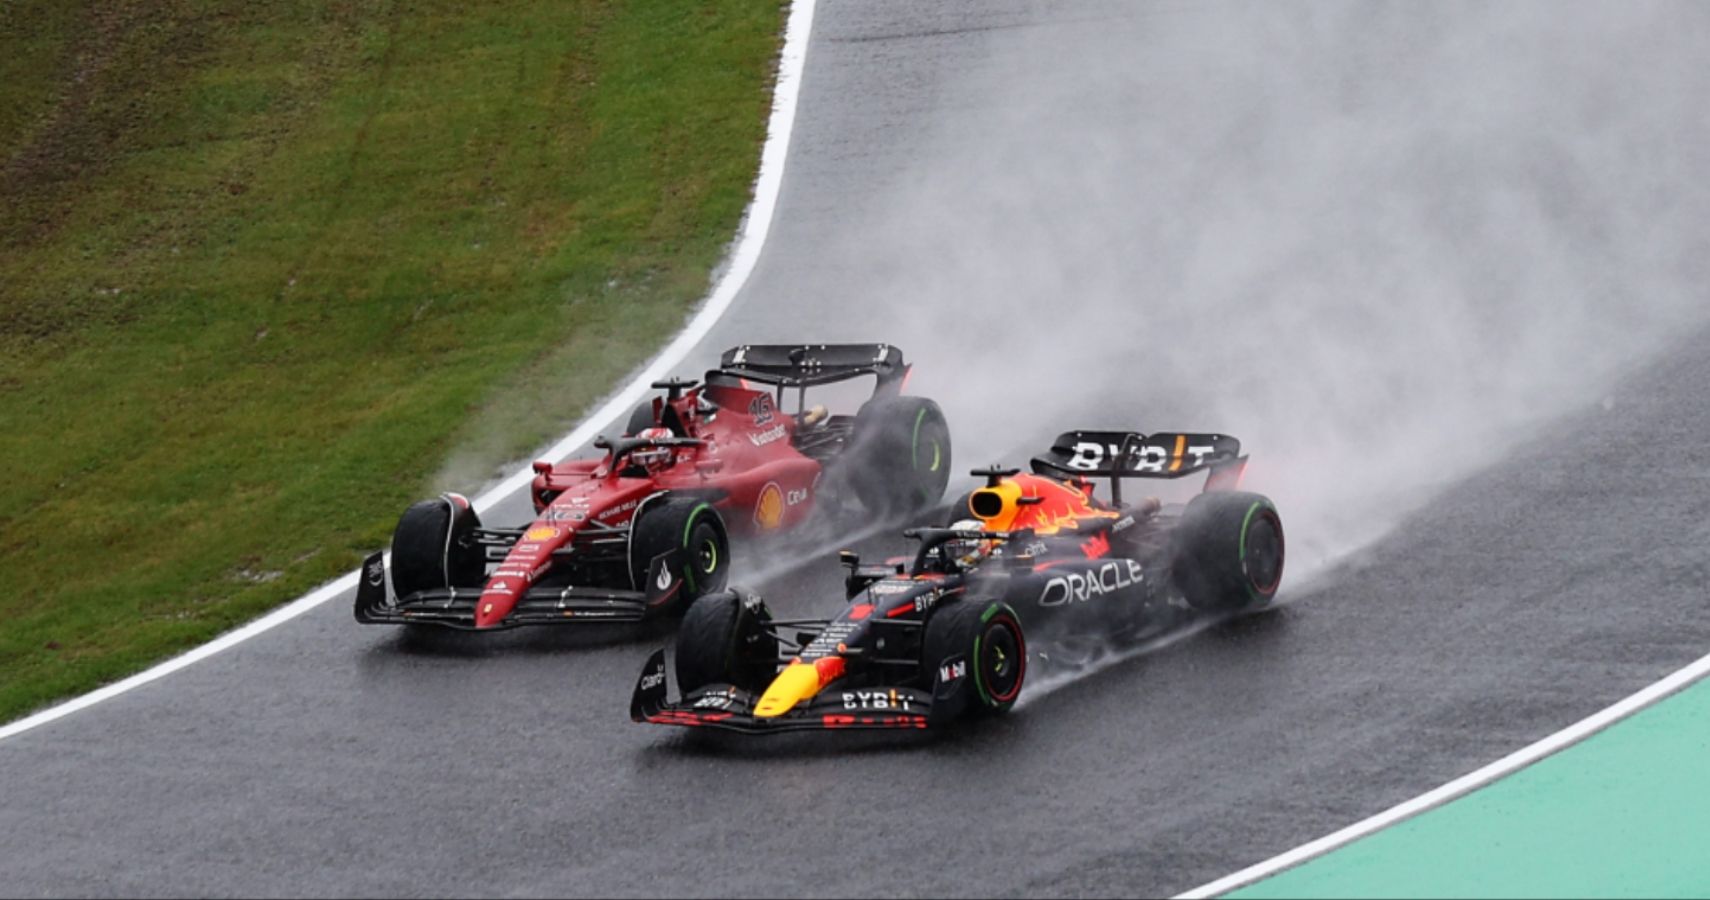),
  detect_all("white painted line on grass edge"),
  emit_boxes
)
[1175,647,1710,898]
[0,0,818,745]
